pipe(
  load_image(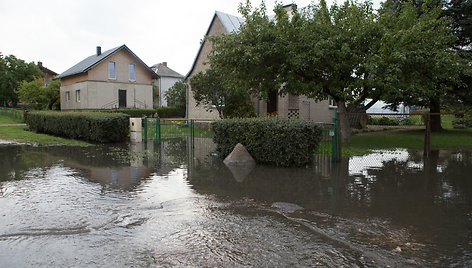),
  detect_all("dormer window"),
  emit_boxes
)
[108,61,116,79]
[129,64,135,81]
